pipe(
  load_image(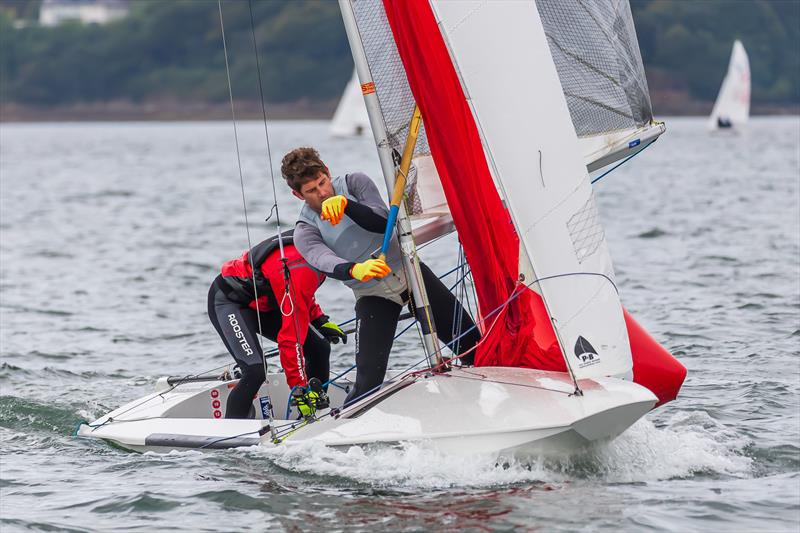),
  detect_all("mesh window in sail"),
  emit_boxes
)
[567,195,605,263]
